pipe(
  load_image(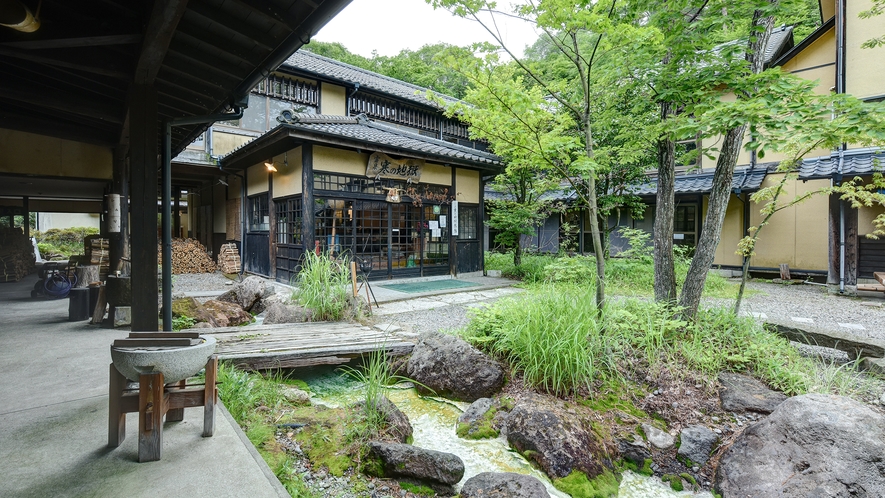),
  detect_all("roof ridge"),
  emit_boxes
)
[277,112,359,125]
[297,50,436,95]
